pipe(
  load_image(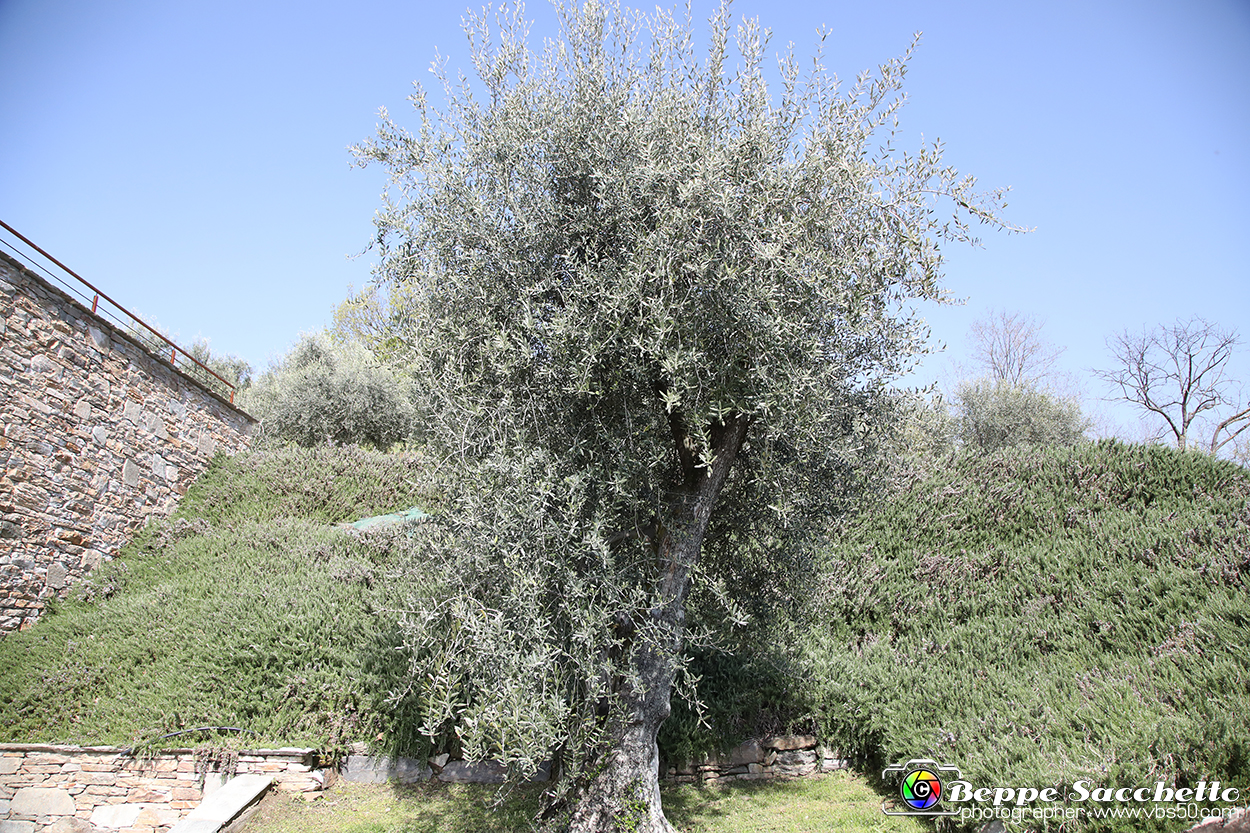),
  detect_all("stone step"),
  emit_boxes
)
[168,774,272,833]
